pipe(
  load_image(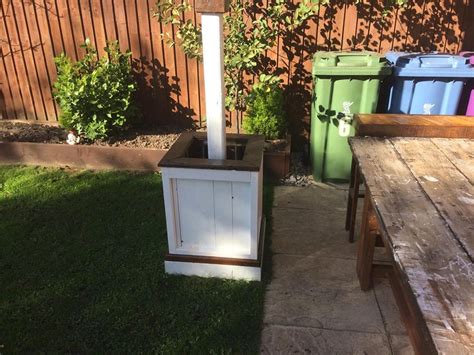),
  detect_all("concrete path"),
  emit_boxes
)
[260,185,414,354]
